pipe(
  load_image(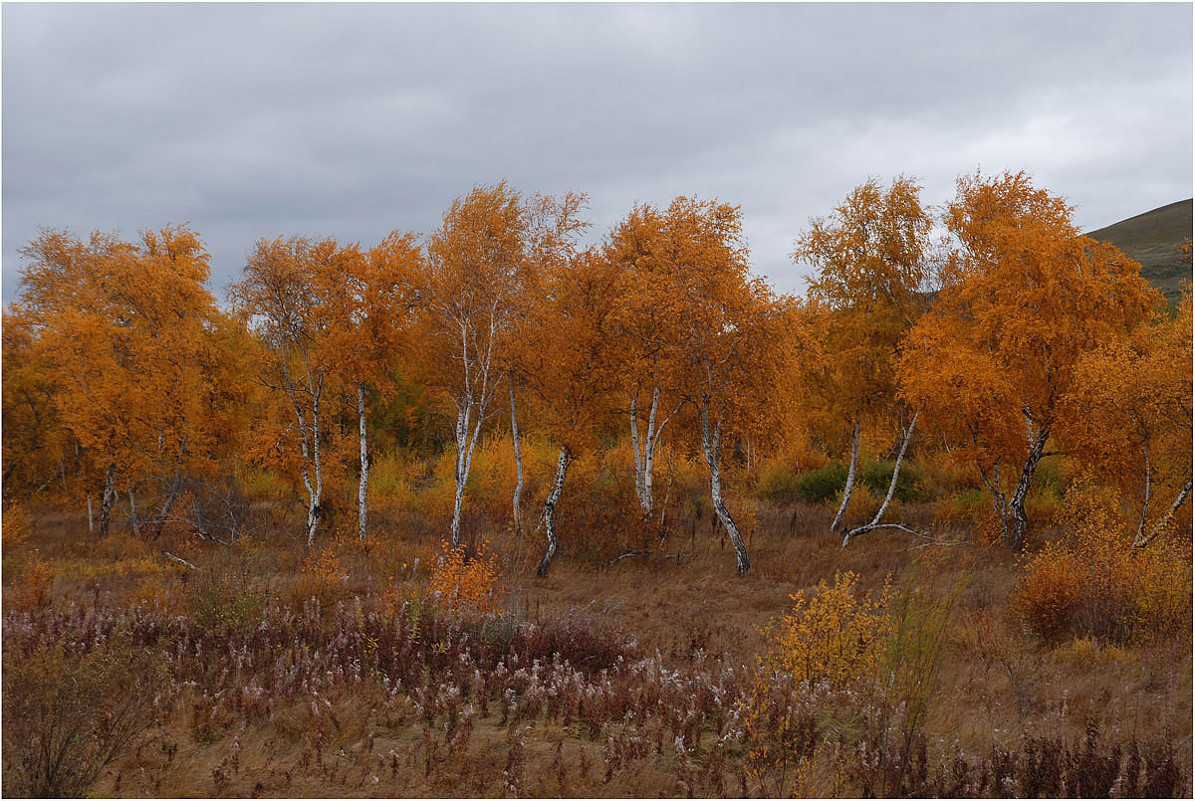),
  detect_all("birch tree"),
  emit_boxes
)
[659,197,787,577]
[793,176,932,540]
[231,236,347,547]
[900,171,1159,550]
[603,204,685,517]
[14,225,233,539]
[419,183,526,546]
[319,232,422,540]
[1060,290,1192,546]
[509,248,620,577]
